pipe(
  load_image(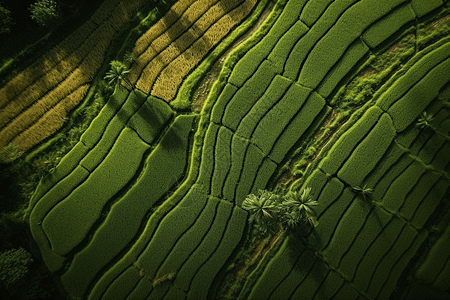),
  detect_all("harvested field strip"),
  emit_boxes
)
[130,0,220,86]
[0,84,89,151]
[0,0,147,151]
[135,0,259,101]
[151,0,258,101]
[59,115,194,298]
[133,0,197,57]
